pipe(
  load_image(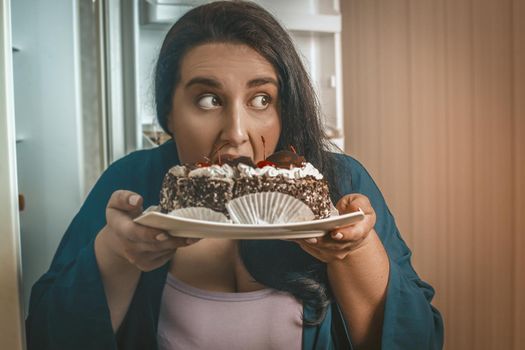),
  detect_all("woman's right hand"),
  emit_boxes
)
[99,189,199,272]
